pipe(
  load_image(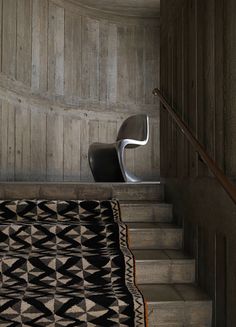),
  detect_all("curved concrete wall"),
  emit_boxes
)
[0,0,160,181]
